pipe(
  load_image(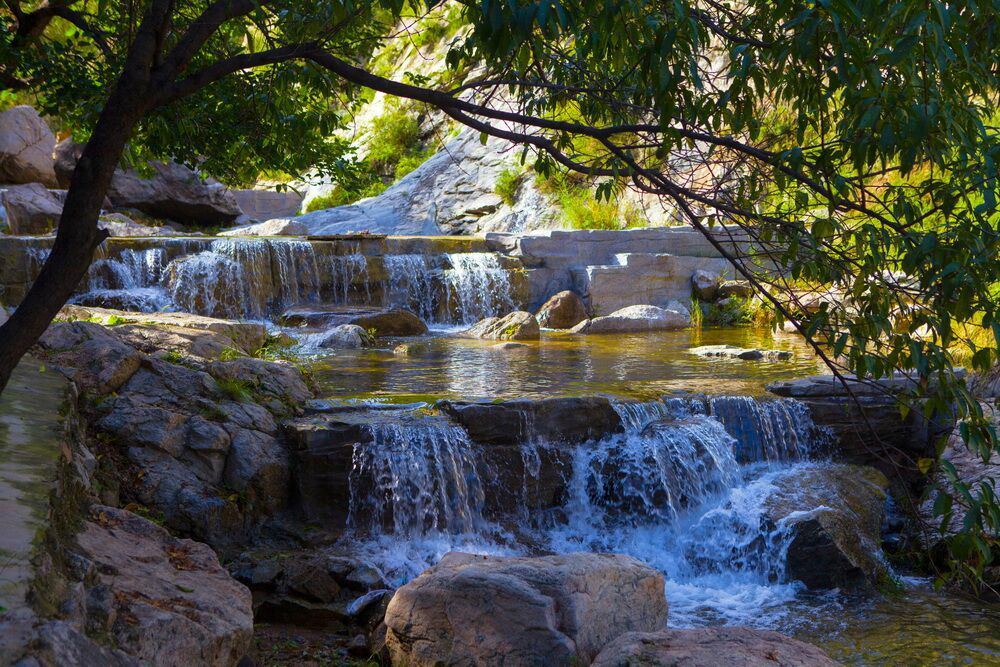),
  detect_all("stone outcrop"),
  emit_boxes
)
[281,305,427,336]
[218,218,307,237]
[0,105,58,187]
[99,212,183,237]
[717,279,753,299]
[384,552,668,666]
[2,182,62,234]
[691,268,720,300]
[591,627,841,667]
[440,396,624,445]
[75,505,254,666]
[536,290,587,329]
[689,345,792,361]
[571,303,690,334]
[765,464,890,589]
[462,311,540,340]
[231,189,303,221]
